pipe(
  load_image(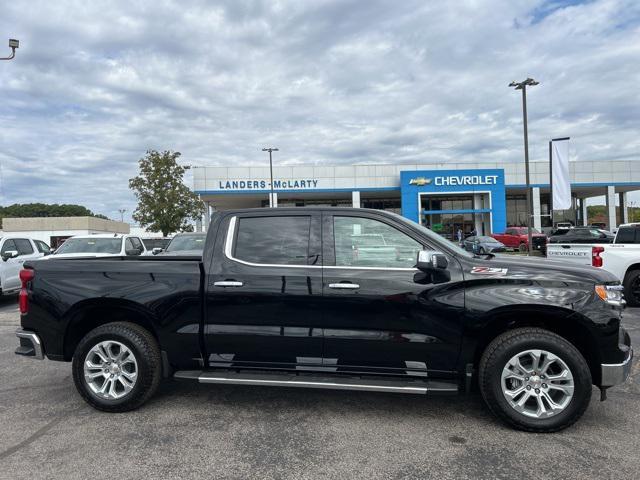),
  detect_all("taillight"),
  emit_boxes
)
[19,268,34,314]
[592,246,604,267]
